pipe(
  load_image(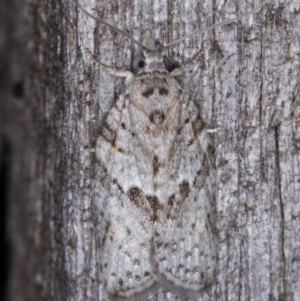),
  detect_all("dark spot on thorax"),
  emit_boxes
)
[142,88,154,98]
[158,87,168,95]
[149,110,165,124]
